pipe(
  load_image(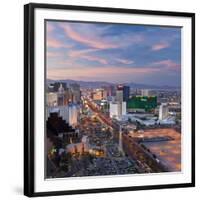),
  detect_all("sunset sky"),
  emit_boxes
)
[46,21,181,86]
